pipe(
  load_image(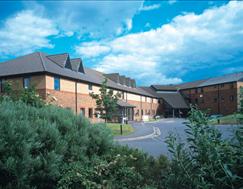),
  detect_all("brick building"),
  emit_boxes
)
[142,72,243,117]
[0,52,242,121]
[0,52,159,122]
